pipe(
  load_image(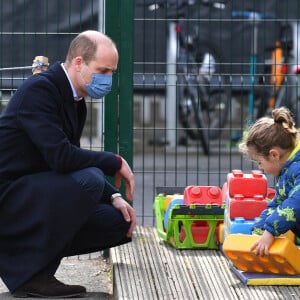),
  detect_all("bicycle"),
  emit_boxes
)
[145,0,231,155]
[176,27,231,154]
[255,21,300,126]
[271,21,300,126]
